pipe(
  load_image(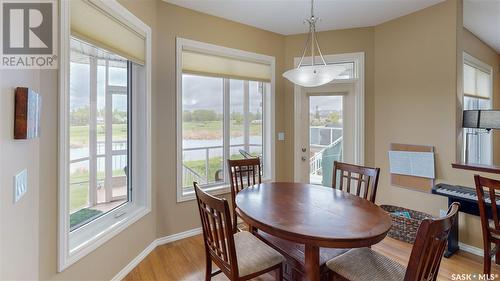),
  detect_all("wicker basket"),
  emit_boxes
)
[380,205,433,244]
